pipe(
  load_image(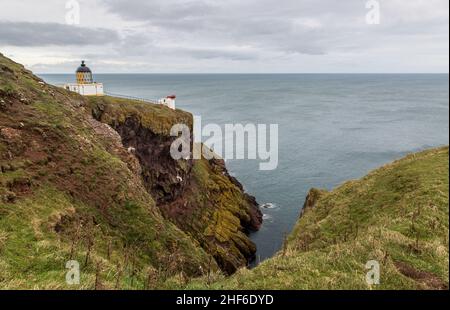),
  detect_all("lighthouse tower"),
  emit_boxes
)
[76,61,94,84]
[64,61,104,96]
